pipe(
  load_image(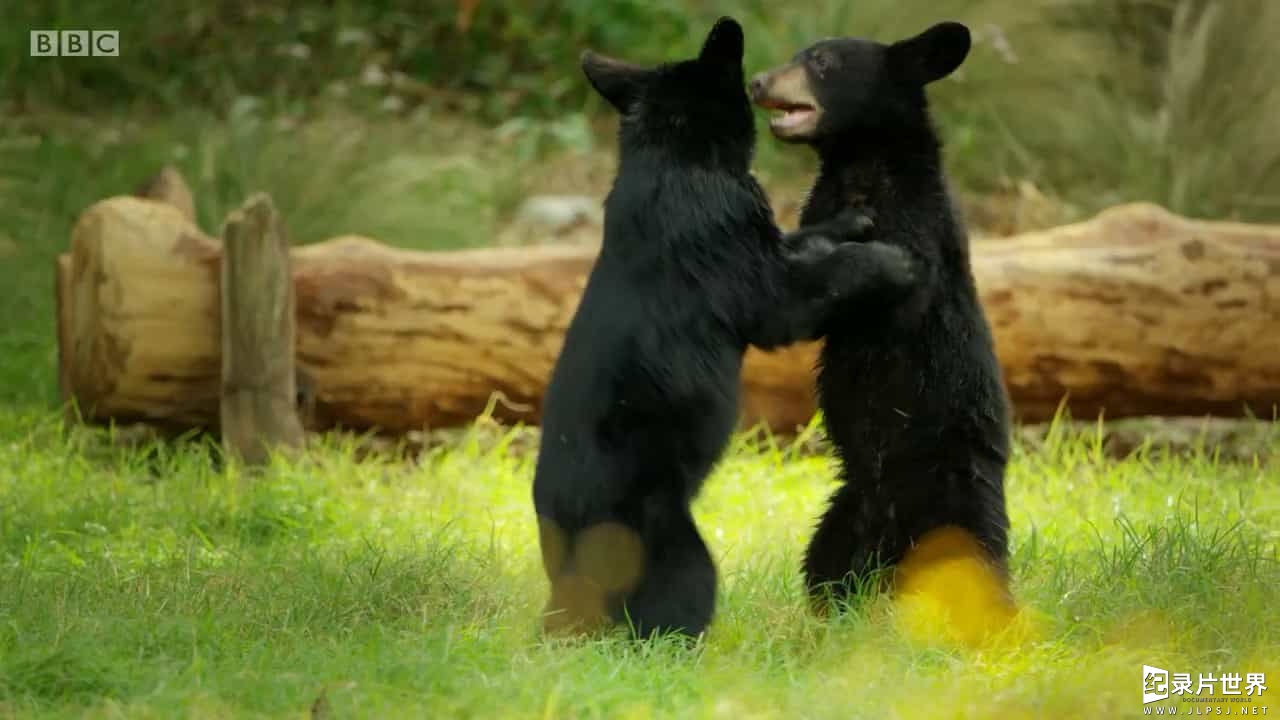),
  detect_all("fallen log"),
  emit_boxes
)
[58,198,1280,434]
